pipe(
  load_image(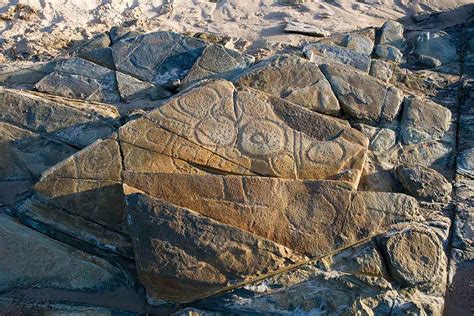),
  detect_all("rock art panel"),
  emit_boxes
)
[126,192,307,303]
[236,55,340,115]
